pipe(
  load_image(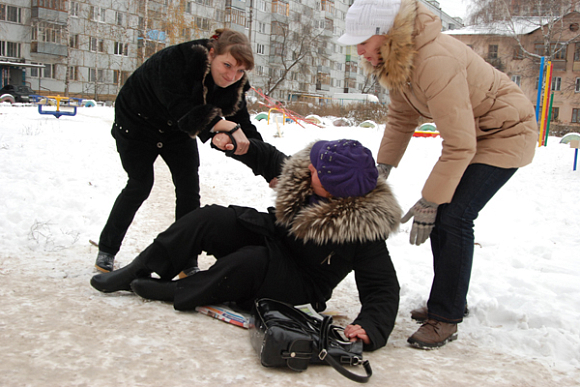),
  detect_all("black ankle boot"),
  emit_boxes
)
[130,278,176,302]
[90,258,150,293]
